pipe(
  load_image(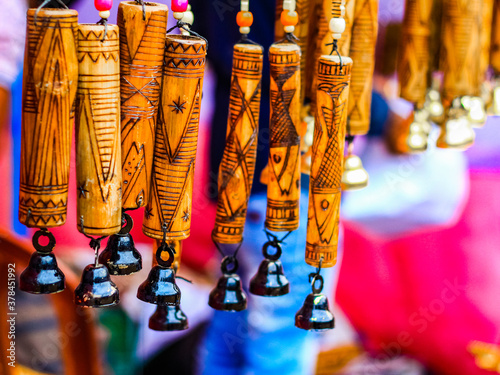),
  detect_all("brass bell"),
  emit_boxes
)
[295,275,334,331]
[75,264,119,308]
[137,243,181,305]
[209,256,247,311]
[341,155,369,191]
[406,121,428,153]
[461,96,487,128]
[99,213,142,275]
[250,242,289,297]
[424,85,445,124]
[490,85,500,115]
[20,251,65,294]
[437,98,475,150]
[20,229,65,294]
[149,304,189,331]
